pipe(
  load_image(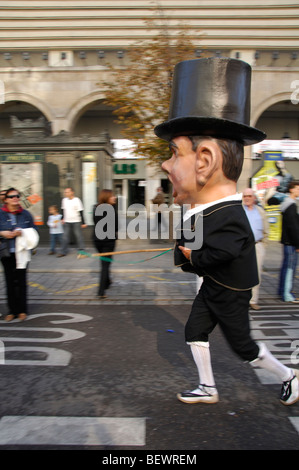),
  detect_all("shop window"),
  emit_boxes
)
[44,152,76,221]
